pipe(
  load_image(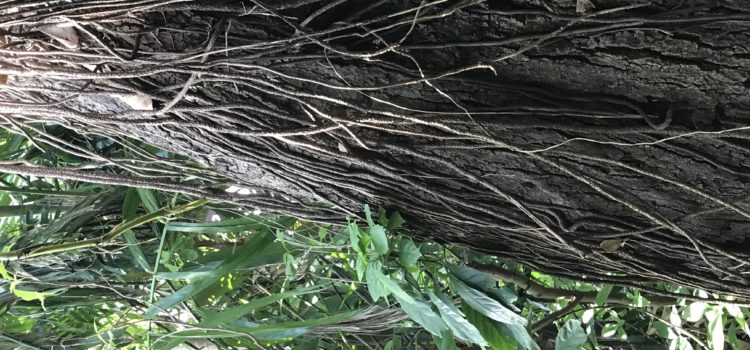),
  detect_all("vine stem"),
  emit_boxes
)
[0,198,209,261]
